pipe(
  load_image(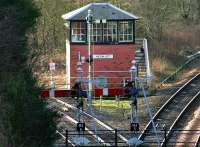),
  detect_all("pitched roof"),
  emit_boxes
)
[62,3,138,21]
